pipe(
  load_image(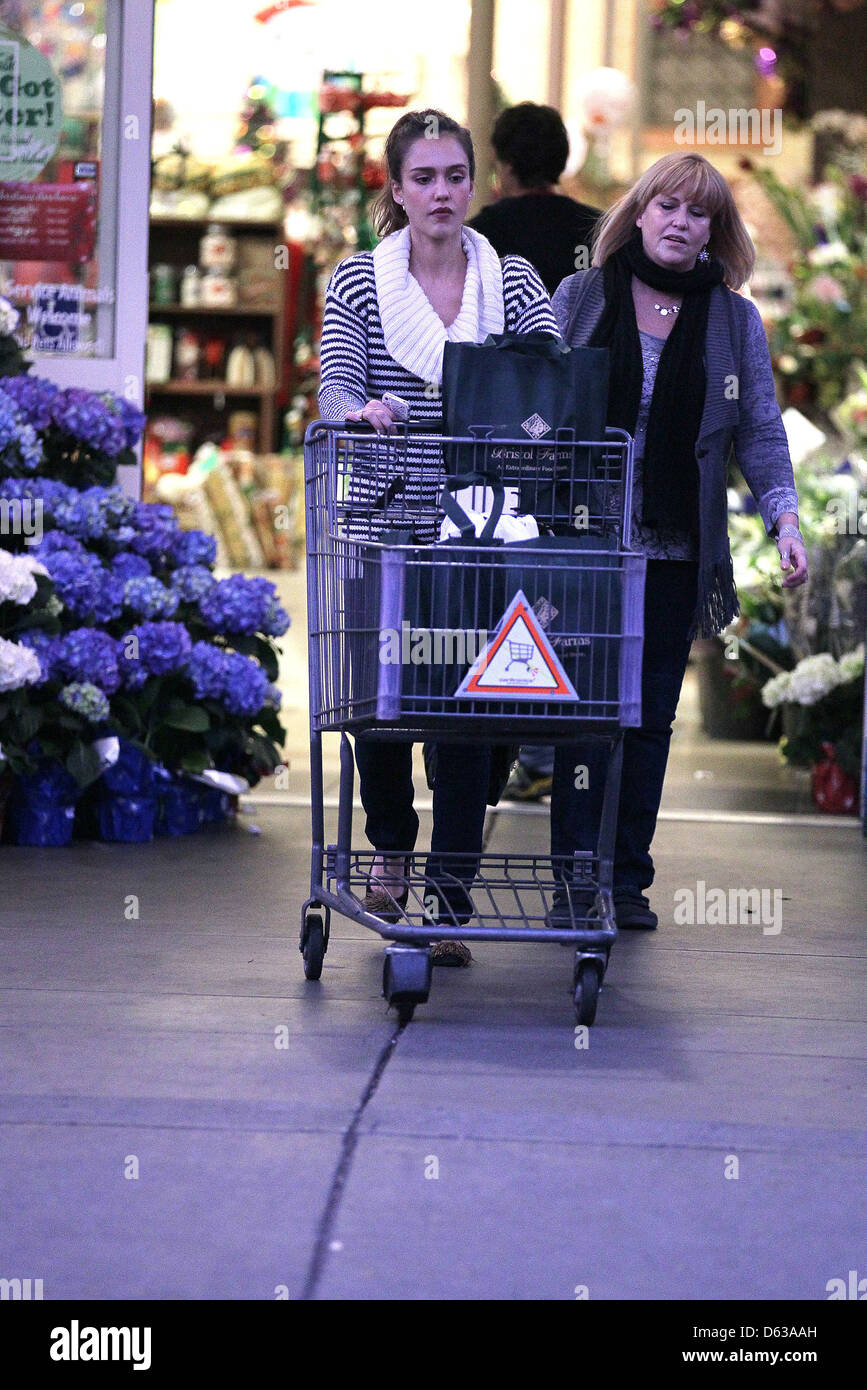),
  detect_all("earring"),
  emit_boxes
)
[698,244,710,263]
